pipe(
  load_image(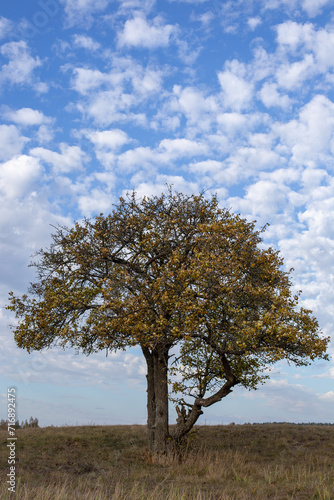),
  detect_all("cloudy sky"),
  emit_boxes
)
[1,0,334,427]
